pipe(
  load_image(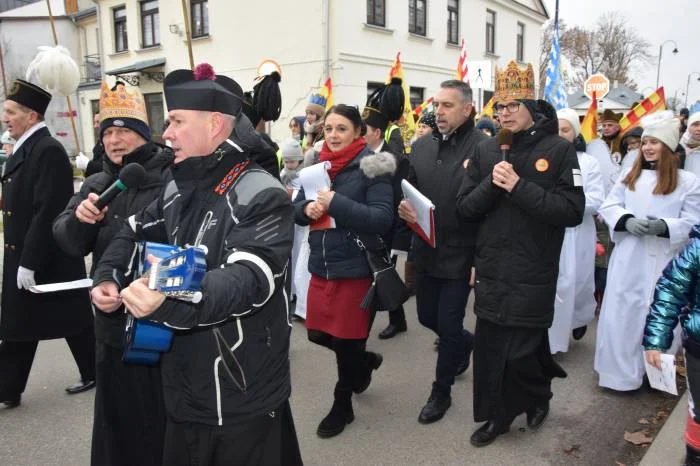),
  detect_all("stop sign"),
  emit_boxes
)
[584,74,610,100]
